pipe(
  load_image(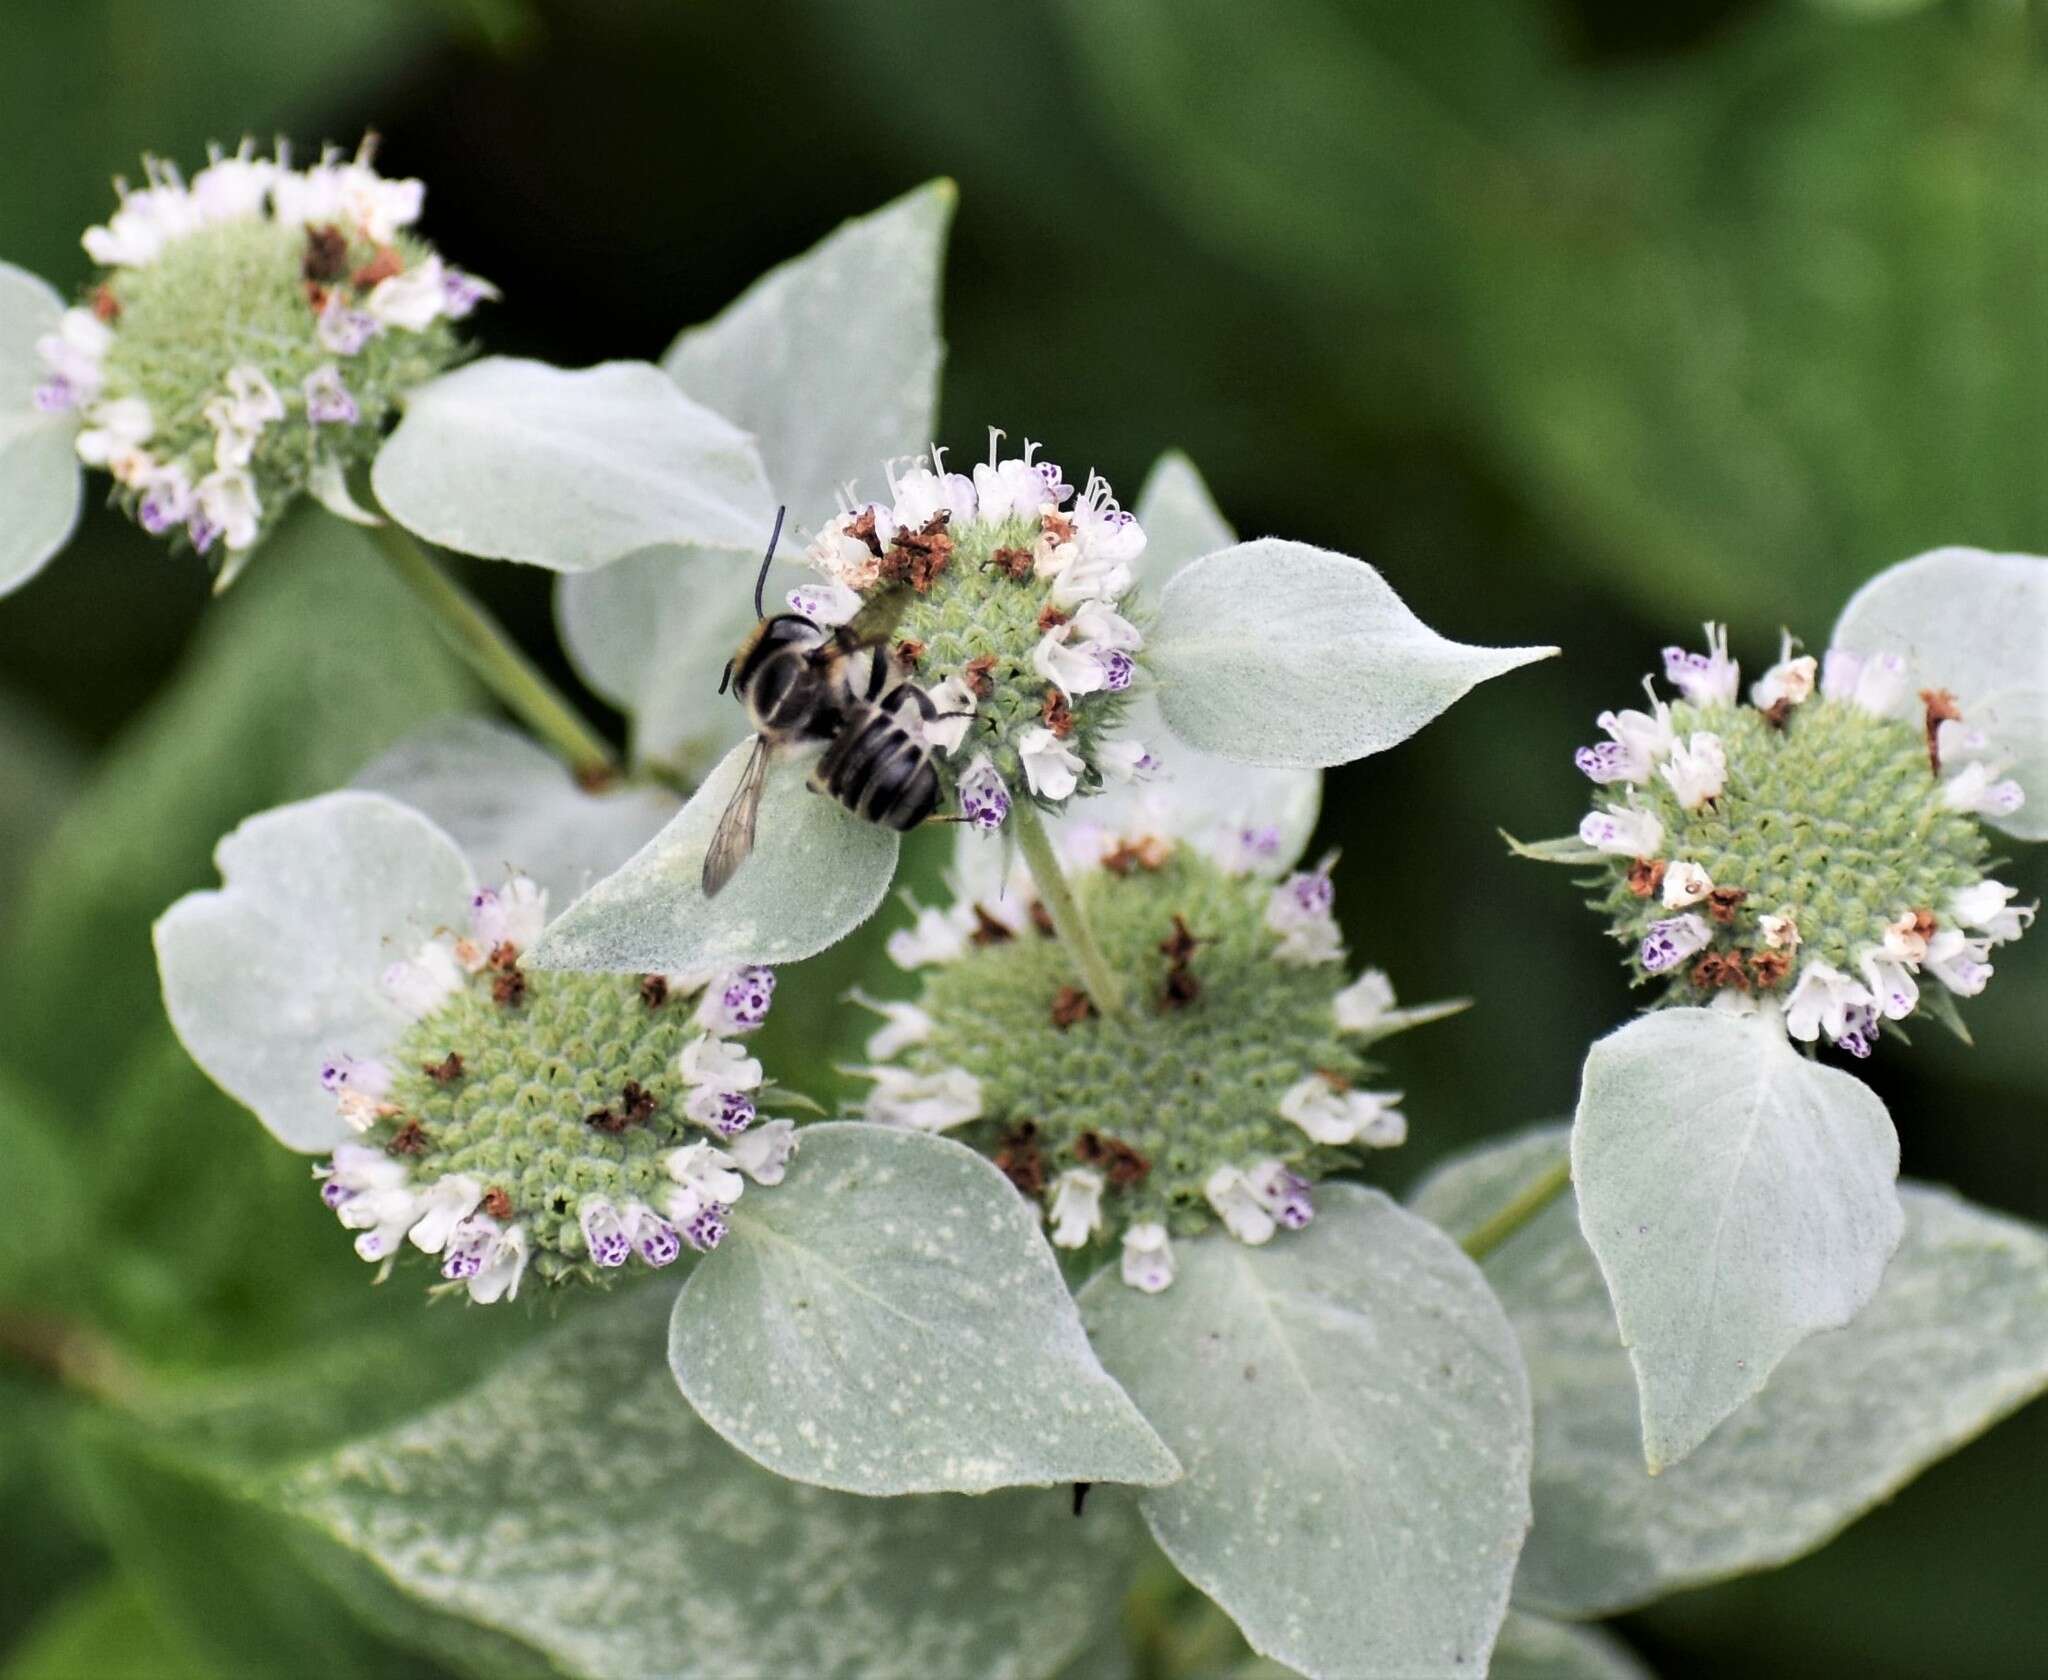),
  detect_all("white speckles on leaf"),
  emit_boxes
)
[668,1123,1180,1495]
